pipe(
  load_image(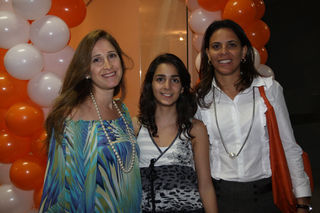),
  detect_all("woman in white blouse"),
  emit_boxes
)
[194,19,312,213]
